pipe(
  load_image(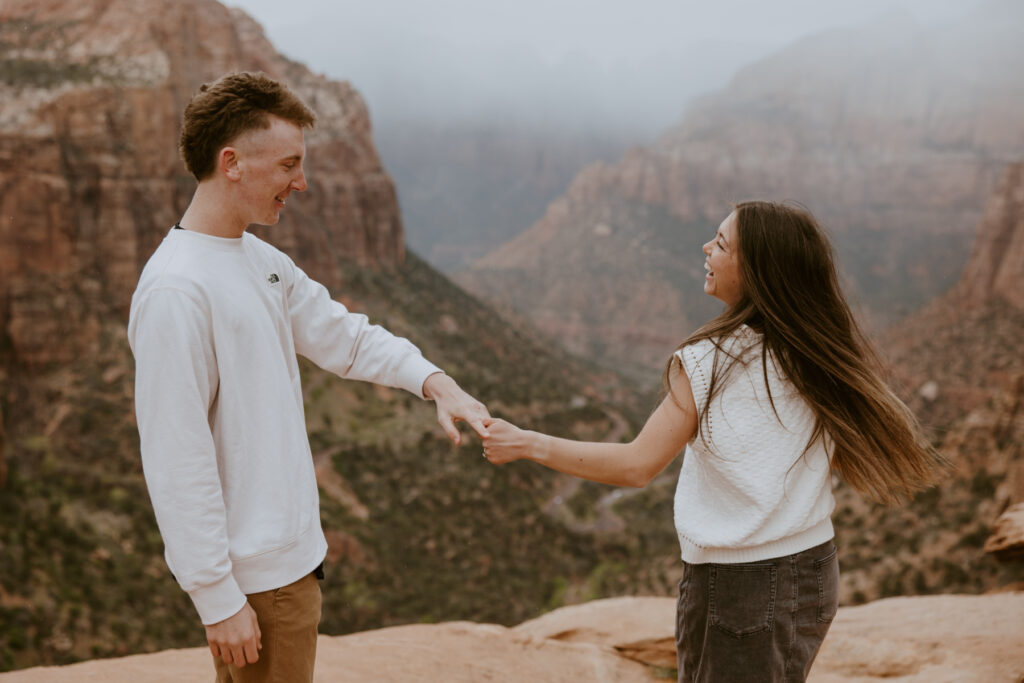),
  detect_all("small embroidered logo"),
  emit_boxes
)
[267,273,280,284]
